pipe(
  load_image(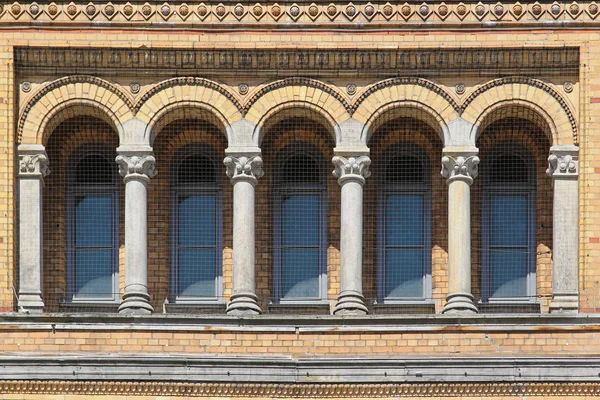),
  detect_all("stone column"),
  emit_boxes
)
[547,145,579,313]
[441,151,479,314]
[224,154,263,315]
[332,155,370,315]
[116,152,156,314]
[17,144,50,313]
